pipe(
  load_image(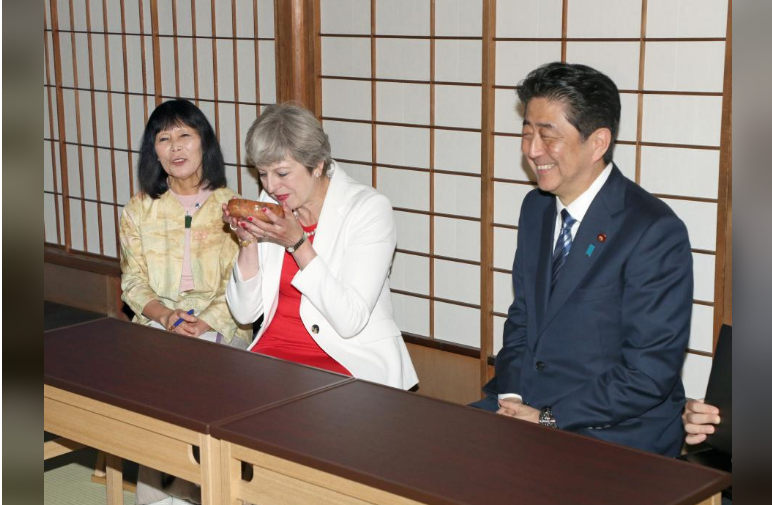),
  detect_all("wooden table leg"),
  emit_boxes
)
[219,442,241,505]
[199,435,222,505]
[105,454,124,505]
[93,450,107,478]
[43,437,85,460]
[696,493,722,505]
